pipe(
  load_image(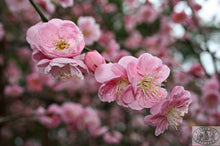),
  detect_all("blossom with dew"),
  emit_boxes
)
[78,16,101,45]
[144,86,192,136]
[127,53,170,108]
[26,18,85,58]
